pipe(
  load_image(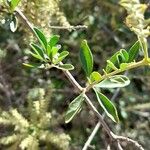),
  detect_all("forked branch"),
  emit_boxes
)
[14,7,145,150]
